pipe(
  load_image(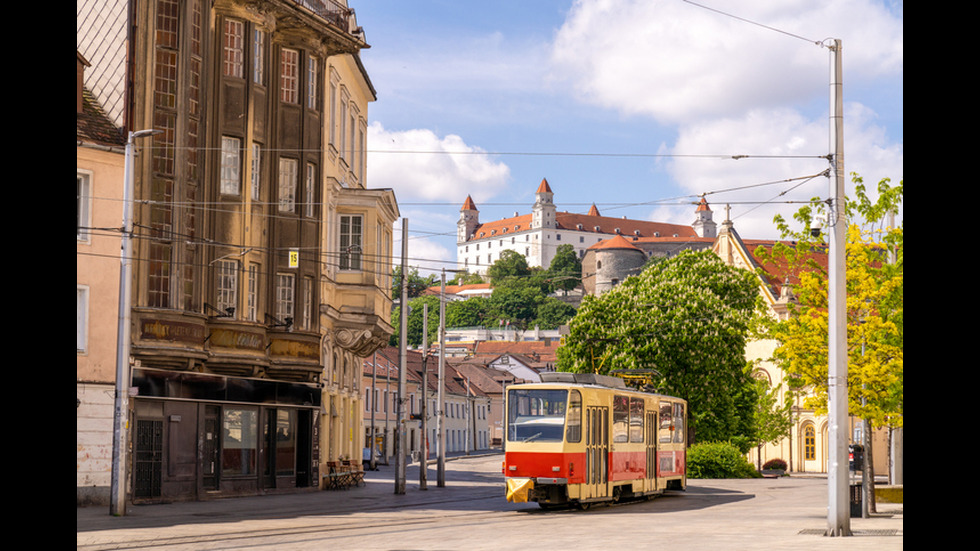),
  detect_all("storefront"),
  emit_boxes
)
[130,368,320,502]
